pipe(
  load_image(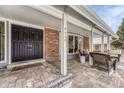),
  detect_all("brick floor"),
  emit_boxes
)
[0,55,124,88]
[0,62,60,88]
[69,55,124,88]
[51,55,124,88]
